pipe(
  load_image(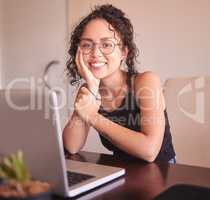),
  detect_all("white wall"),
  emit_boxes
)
[0,0,3,88]
[68,0,210,81]
[2,0,68,89]
[1,0,68,128]
[67,0,210,154]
